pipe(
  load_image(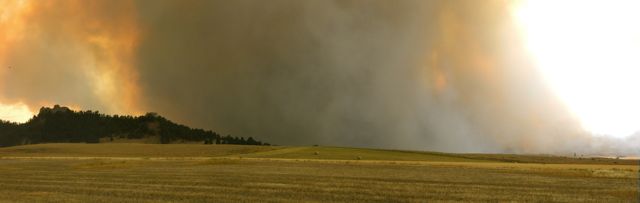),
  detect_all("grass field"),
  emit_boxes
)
[0,144,637,202]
